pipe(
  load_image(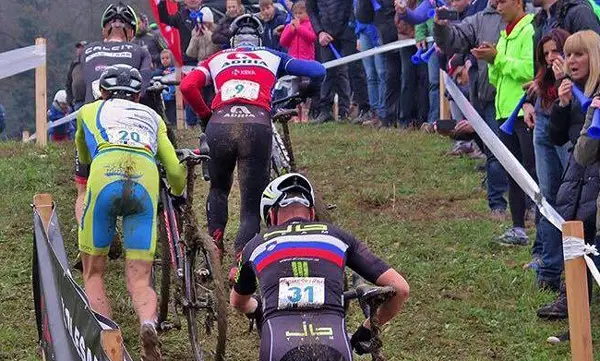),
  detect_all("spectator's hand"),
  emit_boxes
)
[591,97,600,109]
[319,32,334,46]
[454,120,474,134]
[470,42,497,64]
[552,57,565,81]
[433,7,450,26]
[523,80,539,98]
[395,0,408,14]
[274,25,285,36]
[291,19,300,28]
[416,41,427,50]
[357,39,361,51]
[523,102,536,129]
[558,78,573,107]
